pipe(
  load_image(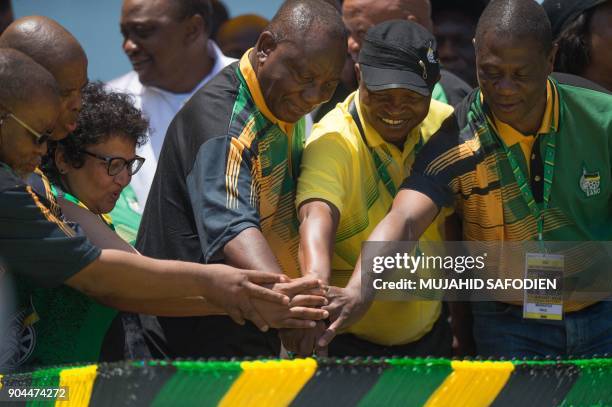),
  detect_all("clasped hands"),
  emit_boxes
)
[207,270,368,353]
[279,285,368,357]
